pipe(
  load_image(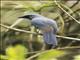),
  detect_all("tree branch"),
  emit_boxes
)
[26,46,80,55]
[0,23,80,41]
[26,46,80,60]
